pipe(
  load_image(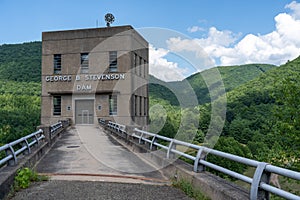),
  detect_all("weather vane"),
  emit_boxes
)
[105,13,115,27]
